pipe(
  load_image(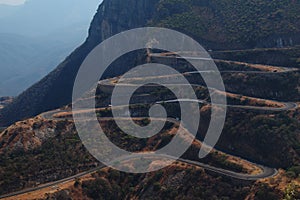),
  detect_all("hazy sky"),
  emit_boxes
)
[0,0,26,5]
